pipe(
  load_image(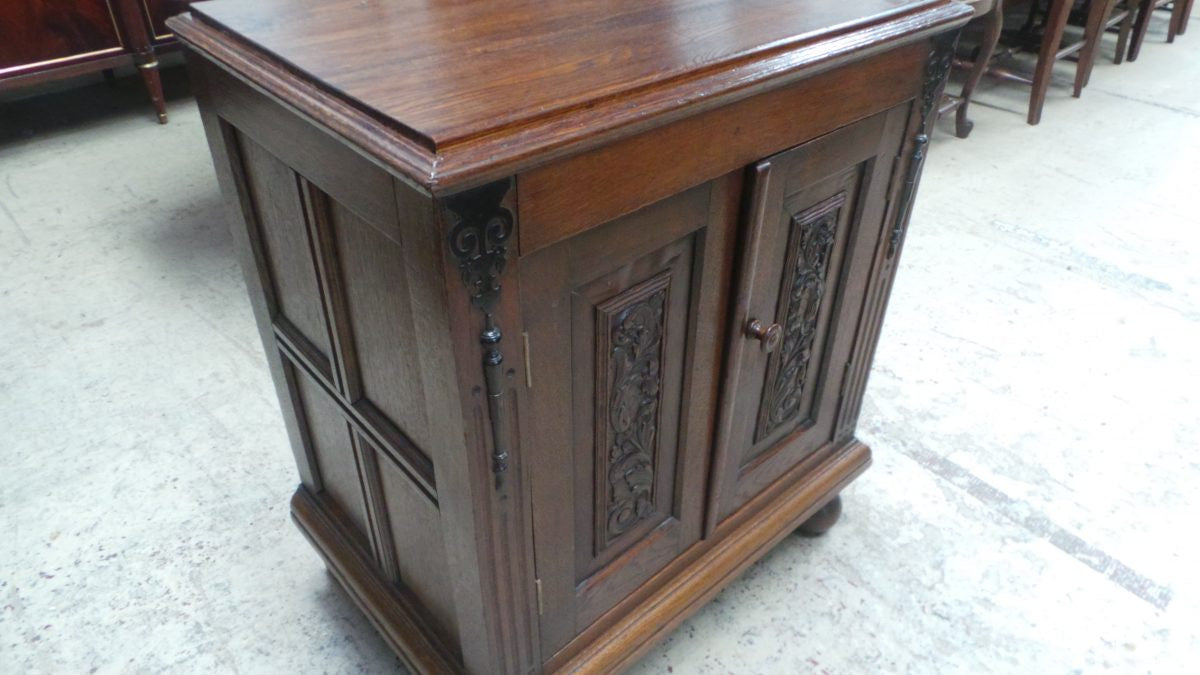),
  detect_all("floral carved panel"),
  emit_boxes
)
[755,192,845,443]
[594,271,672,547]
